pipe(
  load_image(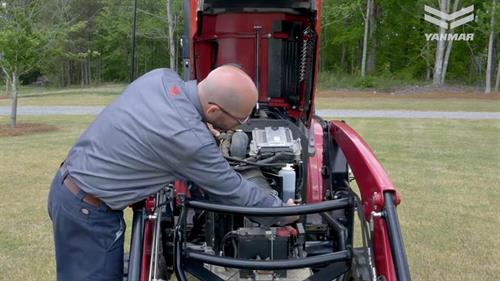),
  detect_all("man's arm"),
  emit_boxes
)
[171,141,283,208]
